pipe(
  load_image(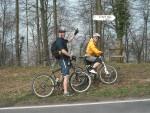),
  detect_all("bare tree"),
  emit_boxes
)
[129,0,150,62]
[78,0,95,35]
[0,0,16,66]
[129,29,144,63]
[140,0,150,62]
[0,0,7,65]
